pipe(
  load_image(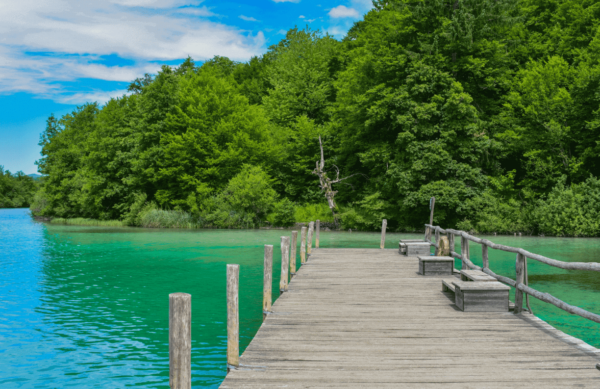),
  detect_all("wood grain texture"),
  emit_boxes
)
[290,231,298,276]
[515,253,525,314]
[316,220,320,248]
[307,222,314,256]
[380,219,387,249]
[263,245,273,320]
[427,224,600,272]
[482,244,489,269]
[280,236,290,293]
[300,227,307,264]
[221,249,600,388]
[227,264,239,368]
[169,293,191,389]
